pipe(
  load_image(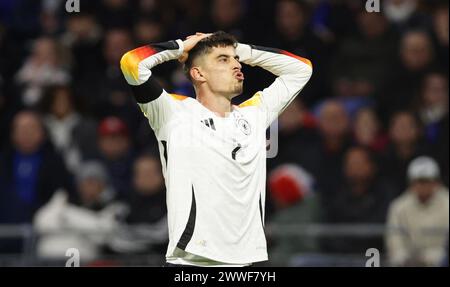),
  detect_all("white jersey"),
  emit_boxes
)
[120,39,312,265]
